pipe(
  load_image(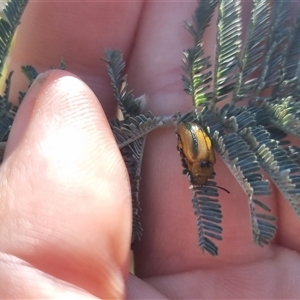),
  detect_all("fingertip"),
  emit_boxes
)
[0,70,131,298]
